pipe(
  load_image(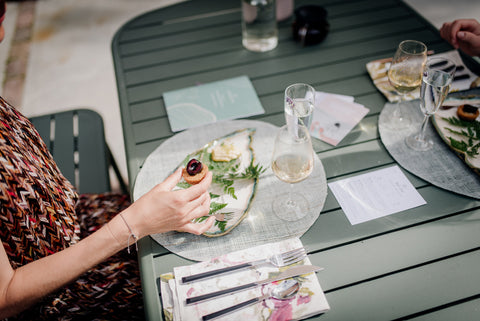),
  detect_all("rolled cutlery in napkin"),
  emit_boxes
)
[160,238,330,321]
